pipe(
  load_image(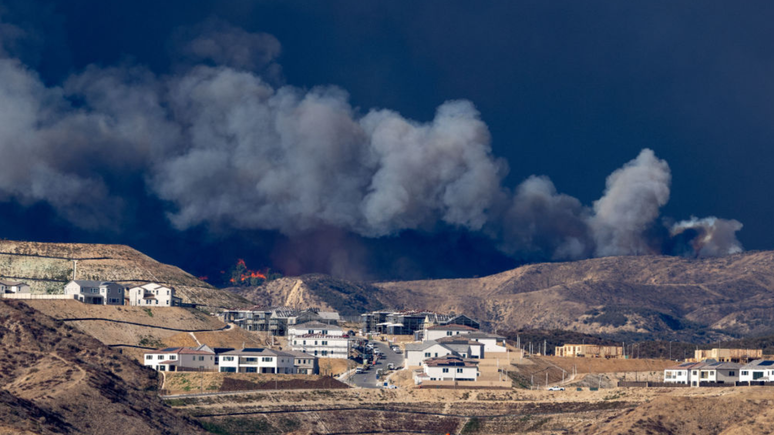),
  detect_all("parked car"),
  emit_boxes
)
[547,386,565,391]
[355,367,364,374]
[387,363,395,370]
